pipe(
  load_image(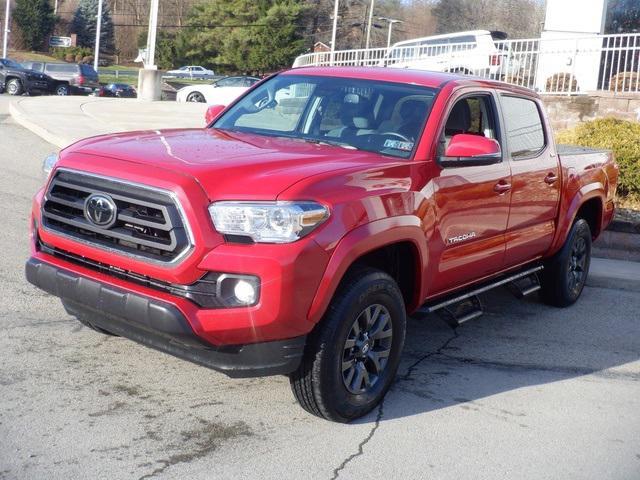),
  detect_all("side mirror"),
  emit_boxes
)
[439,134,501,168]
[205,104,226,125]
